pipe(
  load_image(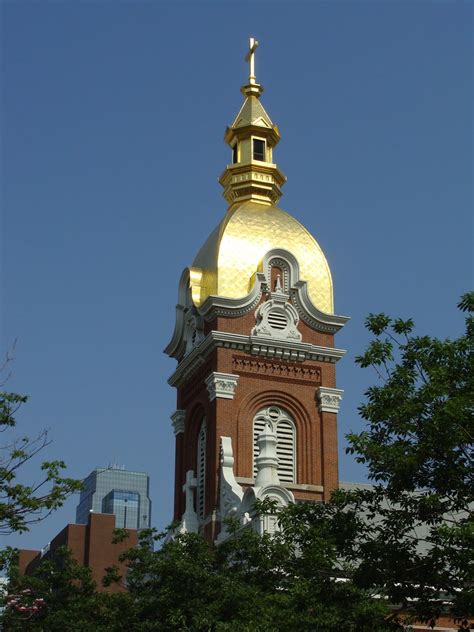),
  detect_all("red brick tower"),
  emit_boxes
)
[165,39,349,542]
